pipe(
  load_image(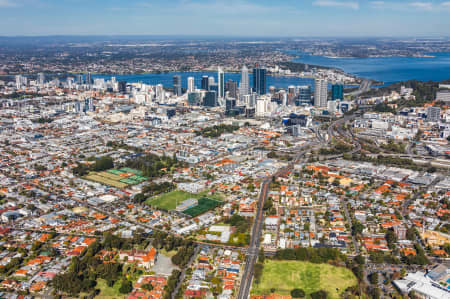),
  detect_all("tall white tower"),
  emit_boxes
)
[218,67,225,98]
[239,65,250,97]
[314,78,328,107]
[187,77,195,93]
